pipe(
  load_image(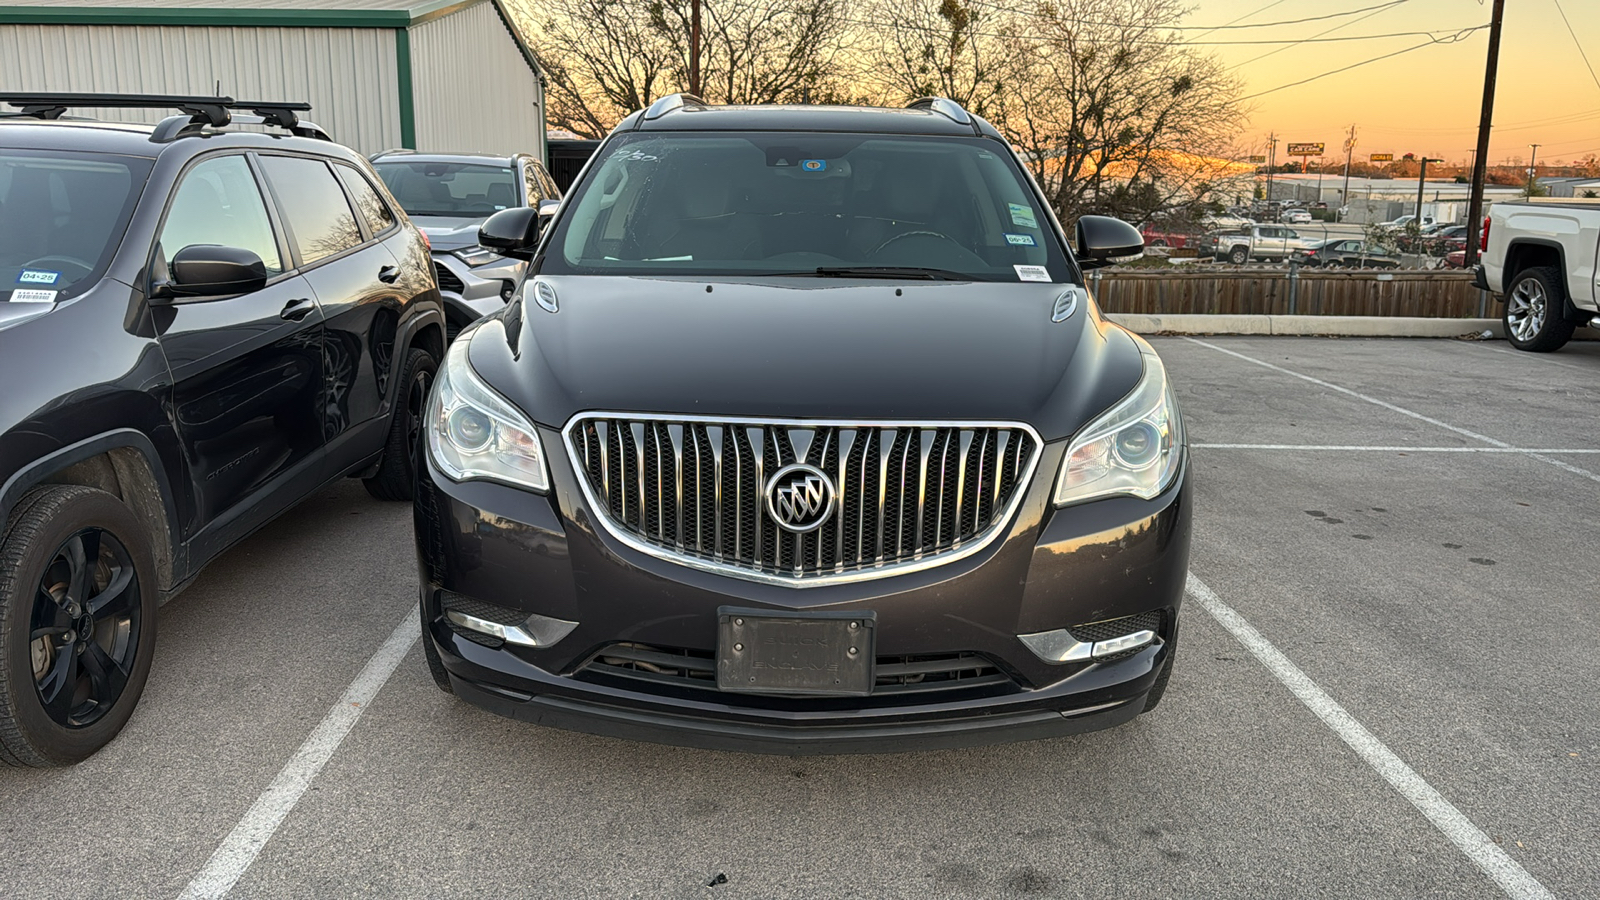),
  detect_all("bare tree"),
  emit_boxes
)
[505,0,854,137]
[867,0,1245,224]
